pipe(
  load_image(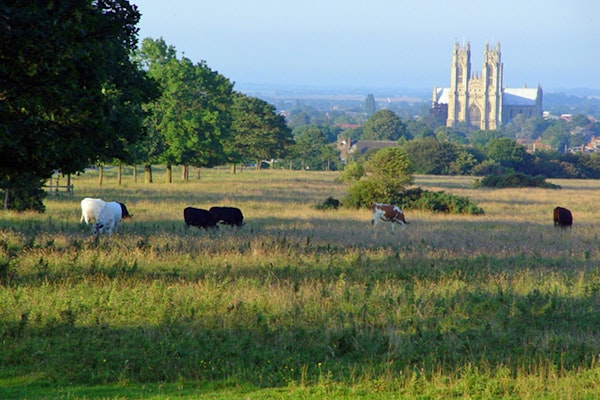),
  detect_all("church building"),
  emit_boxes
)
[432,41,543,130]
